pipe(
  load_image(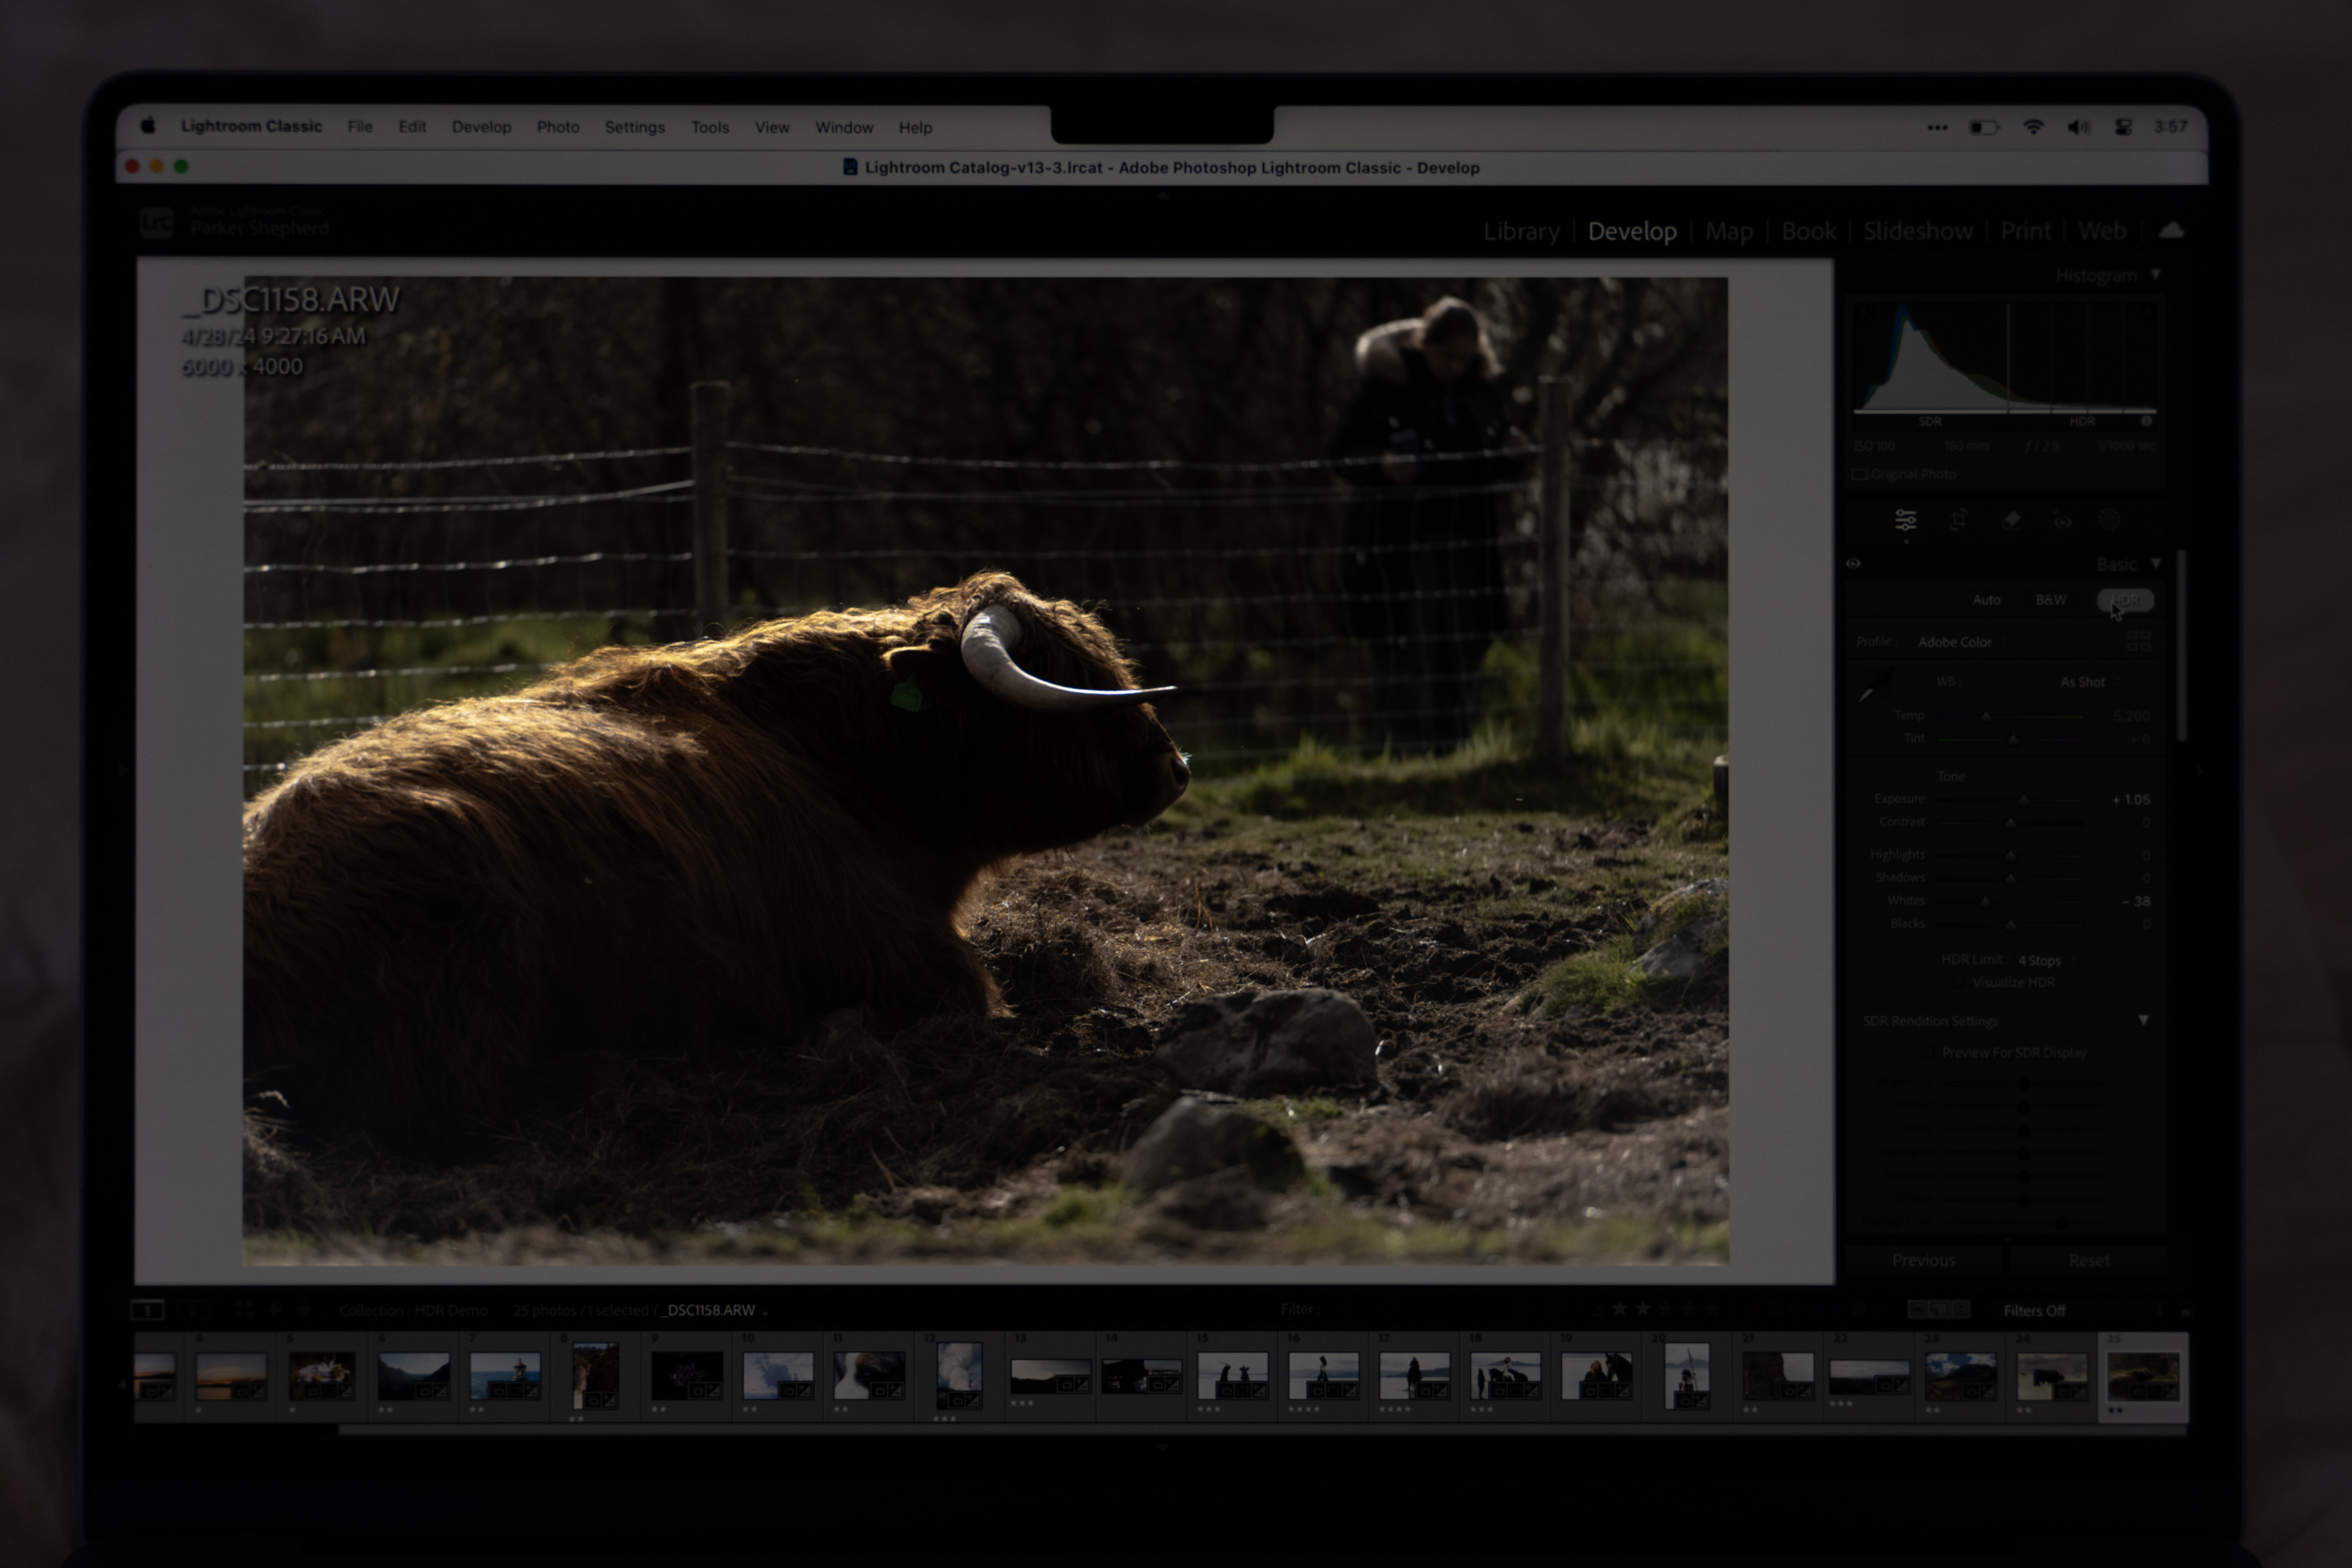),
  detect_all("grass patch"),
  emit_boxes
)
[1178,716,1716,828]
[1033,1183,1136,1230]
[244,1207,1730,1267]
[1530,887,1728,1017]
